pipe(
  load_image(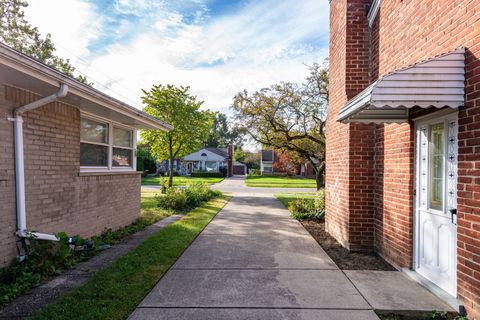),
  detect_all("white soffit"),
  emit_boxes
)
[337,48,465,124]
